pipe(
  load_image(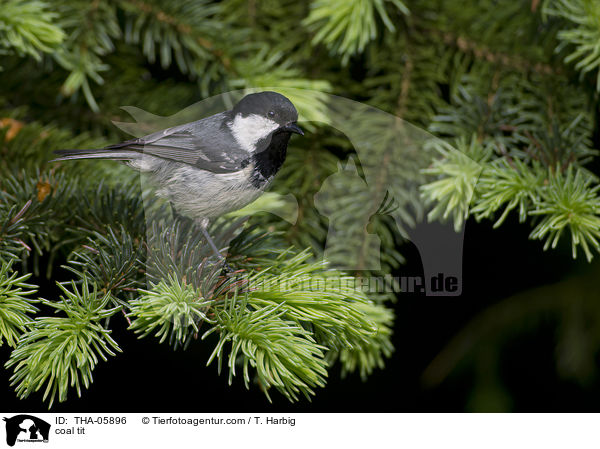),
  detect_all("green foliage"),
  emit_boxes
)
[421,137,488,232]
[0,261,38,347]
[245,250,393,356]
[471,159,546,227]
[364,31,448,125]
[0,0,65,61]
[420,48,599,256]
[65,225,144,302]
[130,235,394,401]
[0,170,78,266]
[304,0,409,63]
[543,0,600,90]
[205,297,328,402]
[129,276,214,346]
[338,300,394,378]
[5,278,121,408]
[529,167,600,261]
[50,1,121,110]
[120,0,224,74]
